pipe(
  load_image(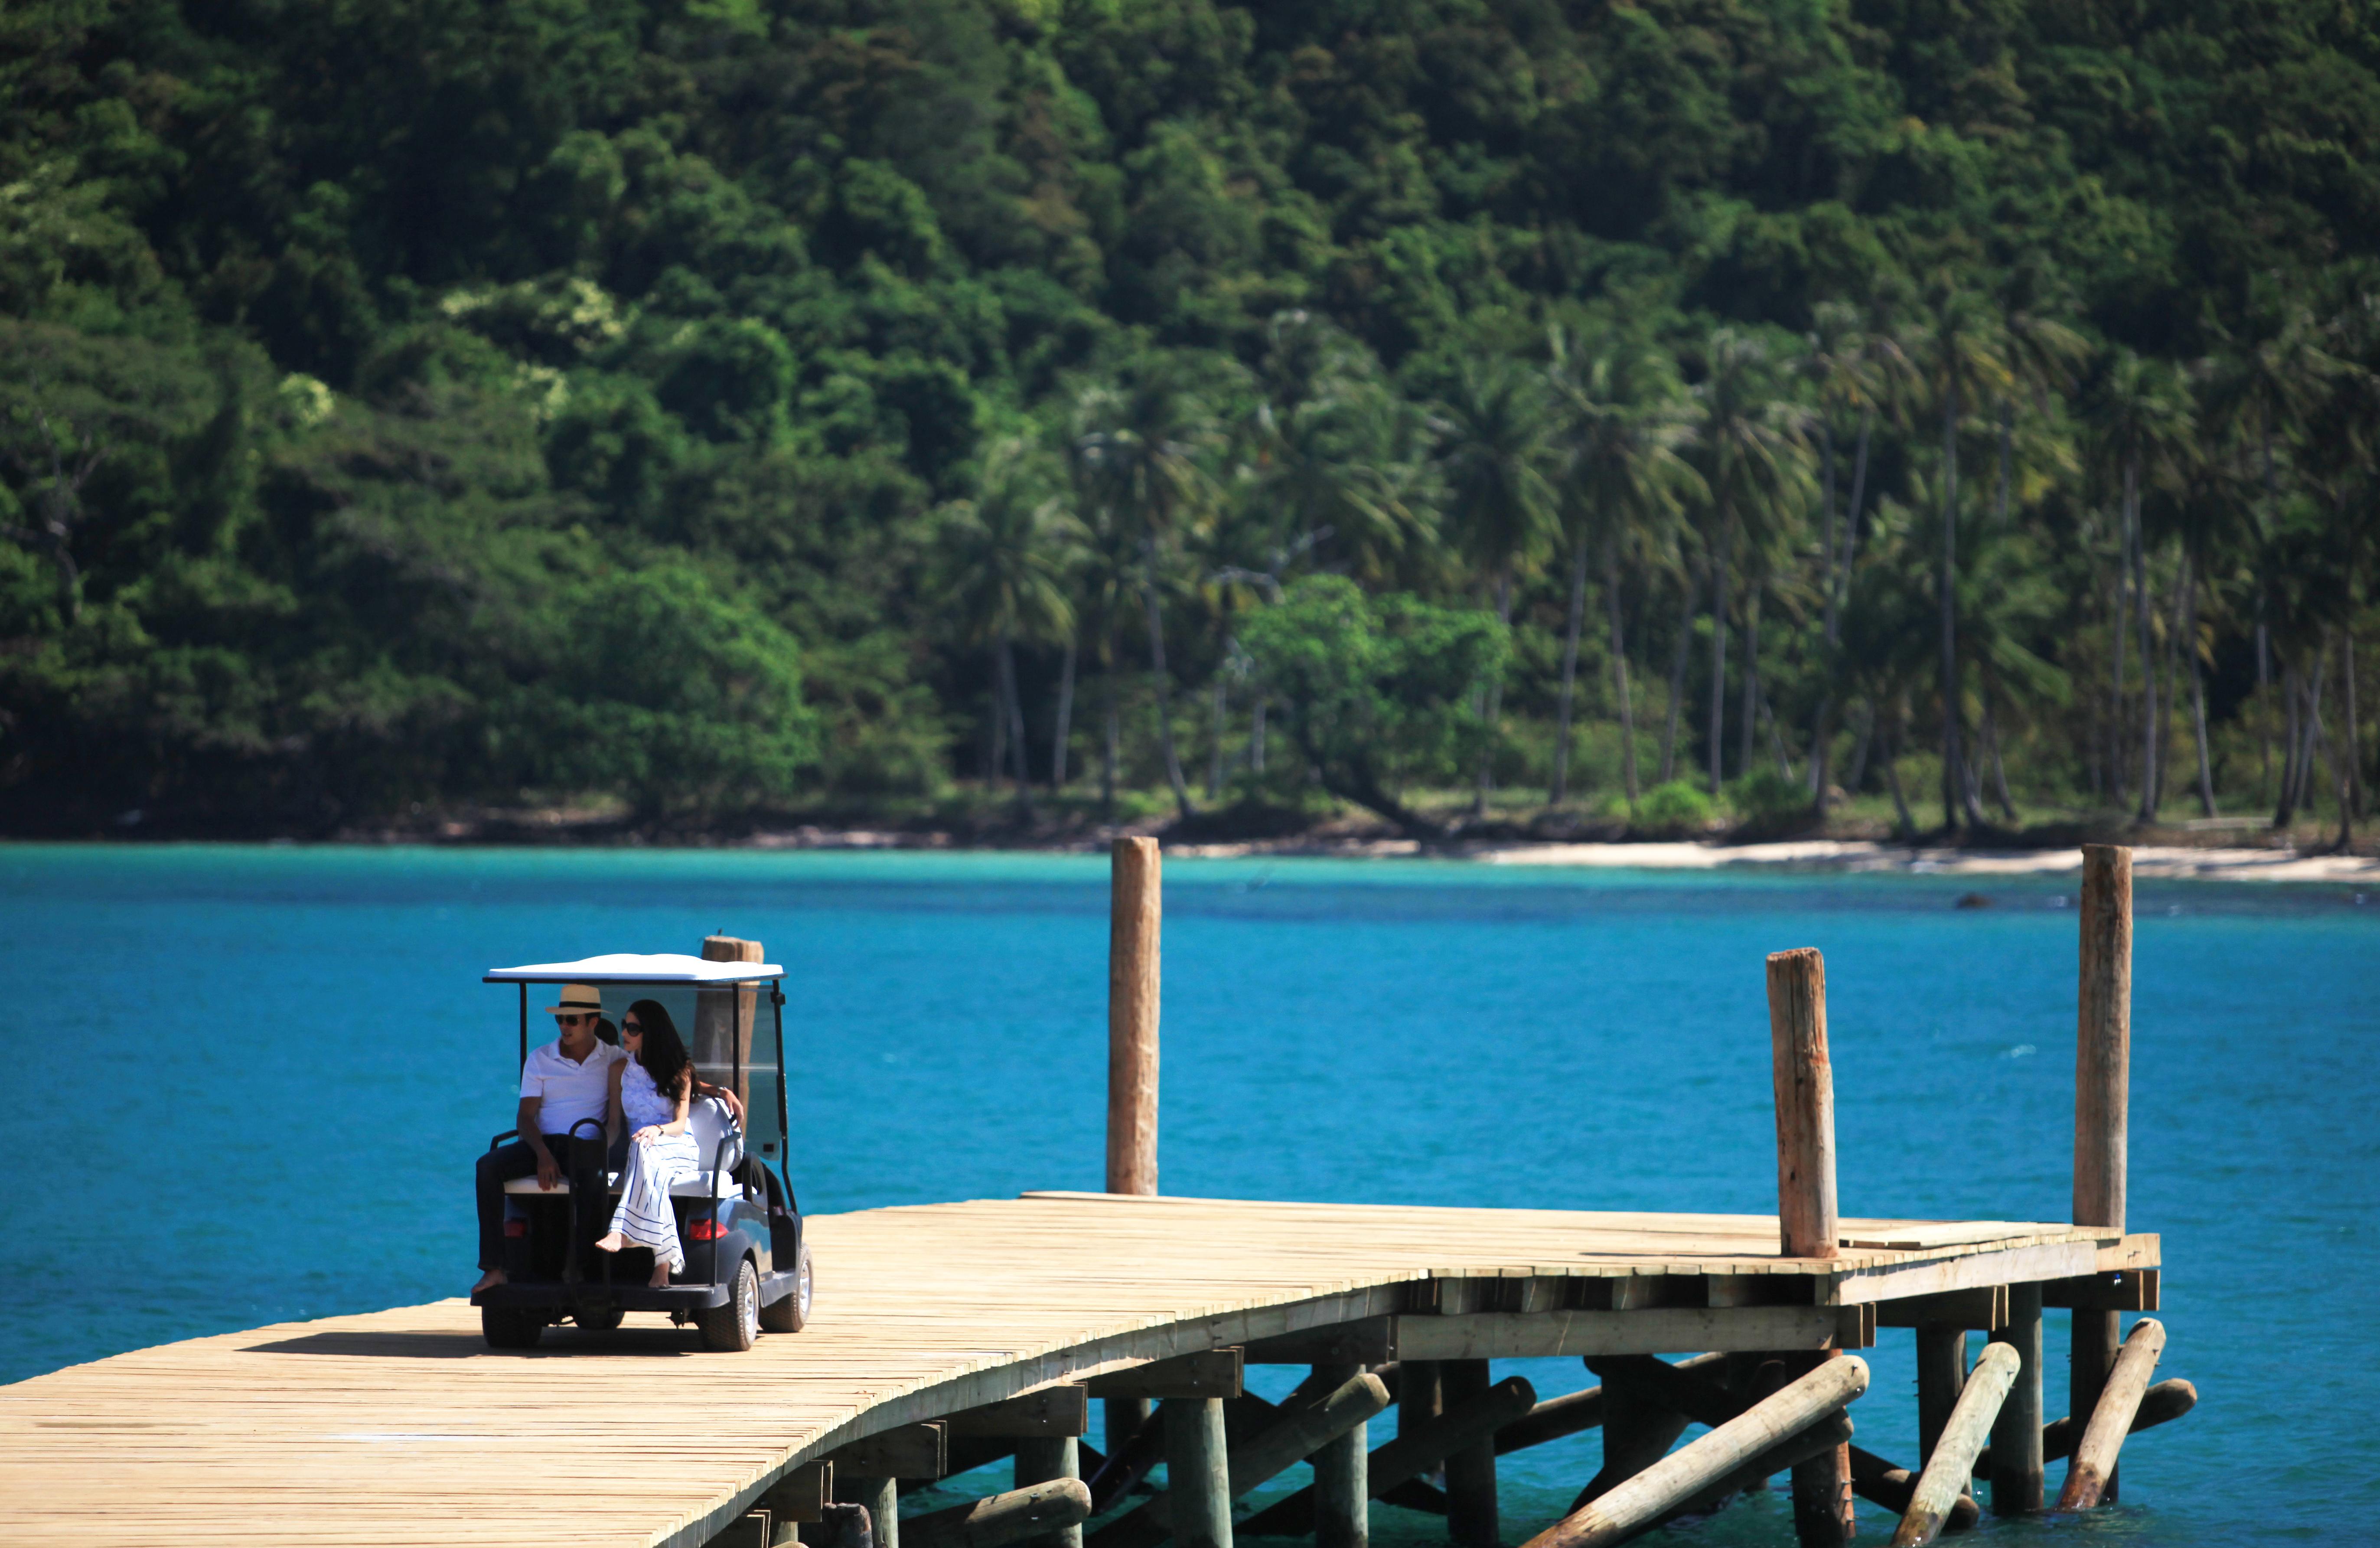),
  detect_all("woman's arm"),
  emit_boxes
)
[656,1085,691,1137]
[695,1078,745,1126]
